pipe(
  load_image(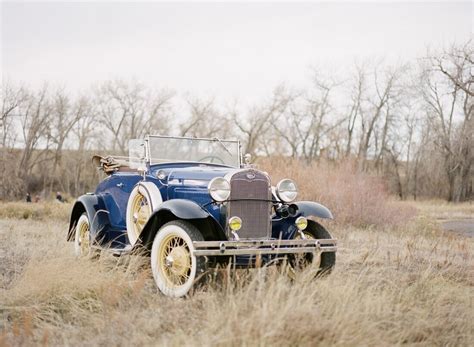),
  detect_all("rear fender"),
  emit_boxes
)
[134,199,226,251]
[68,194,111,242]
